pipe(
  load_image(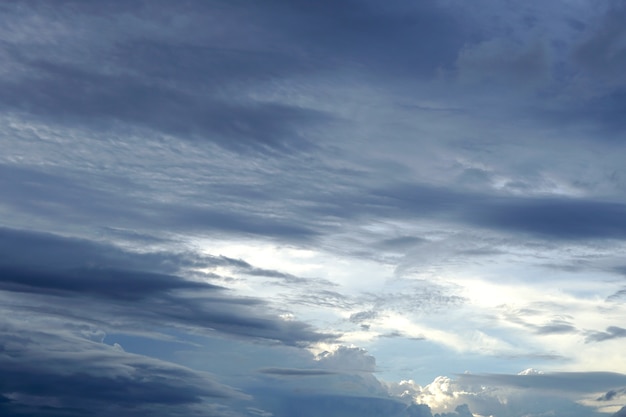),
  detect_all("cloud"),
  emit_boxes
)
[265,393,410,417]
[3,1,626,416]
[607,288,626,302]
[0,227,333,346]
[0,321,247,417]
[0,2,335,154]
[388,371,626,417]
[257,368,336,376]
[1,61,328,152]
[349,310,379,324]
[0,163,321,242]
[534,321,578,335]
[0,226,344,415]
[456,371,626,394]
[585,326,626,343]
[573,0,626,83]
[236,0,469,77]
[369,183,626,241]
[316,346,377,373]
[597,388,626,402]
[0,0,471,156]
[456,38,550,87]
